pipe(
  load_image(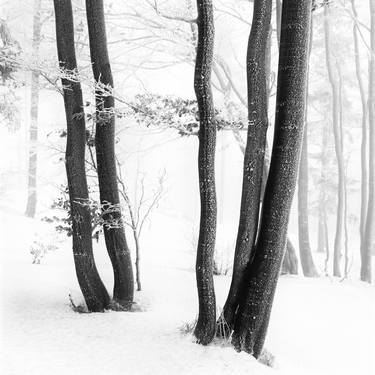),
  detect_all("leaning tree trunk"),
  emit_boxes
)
[324,4,345,278]
[362,0,375,283]
[53,0,110,312]
[25,0,41,218]
[220,0,272,335]
[298,18,318,277]
[232,0,312,357]
[193,0,217,346]
[86,0,134,308]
